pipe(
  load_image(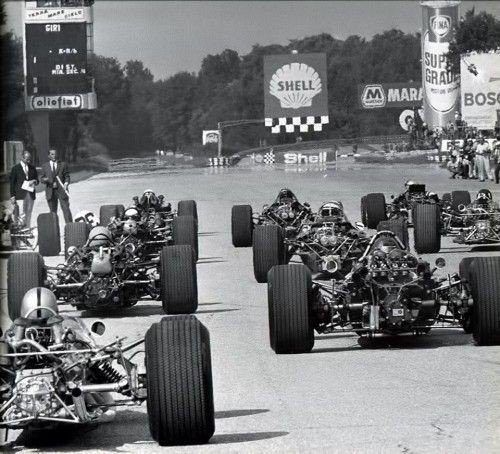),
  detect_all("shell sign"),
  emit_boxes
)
[264,53,328,119]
